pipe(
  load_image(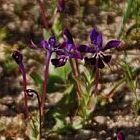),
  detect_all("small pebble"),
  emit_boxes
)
[94,116,106,125]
